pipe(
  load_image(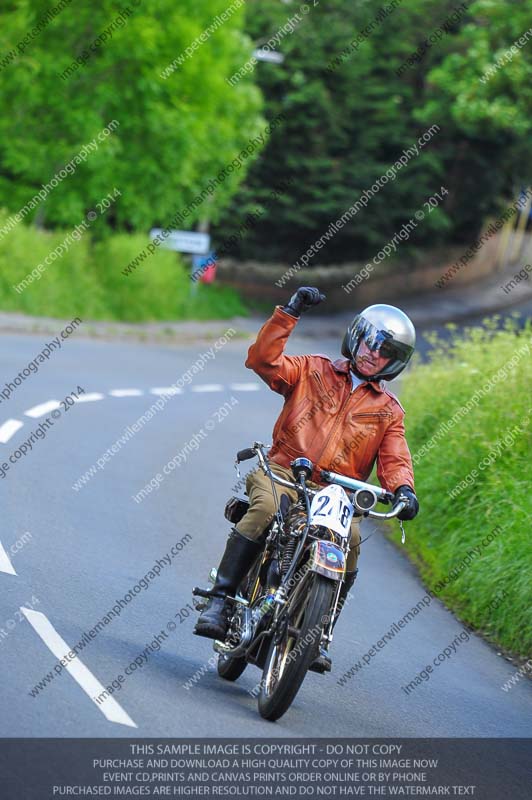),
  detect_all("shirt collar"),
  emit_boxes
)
[332,358,385,393]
